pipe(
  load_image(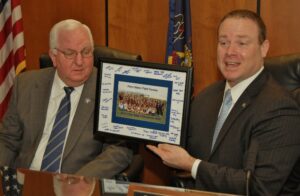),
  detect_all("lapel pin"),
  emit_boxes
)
[85,98,91,104]
[242,103,247,108]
